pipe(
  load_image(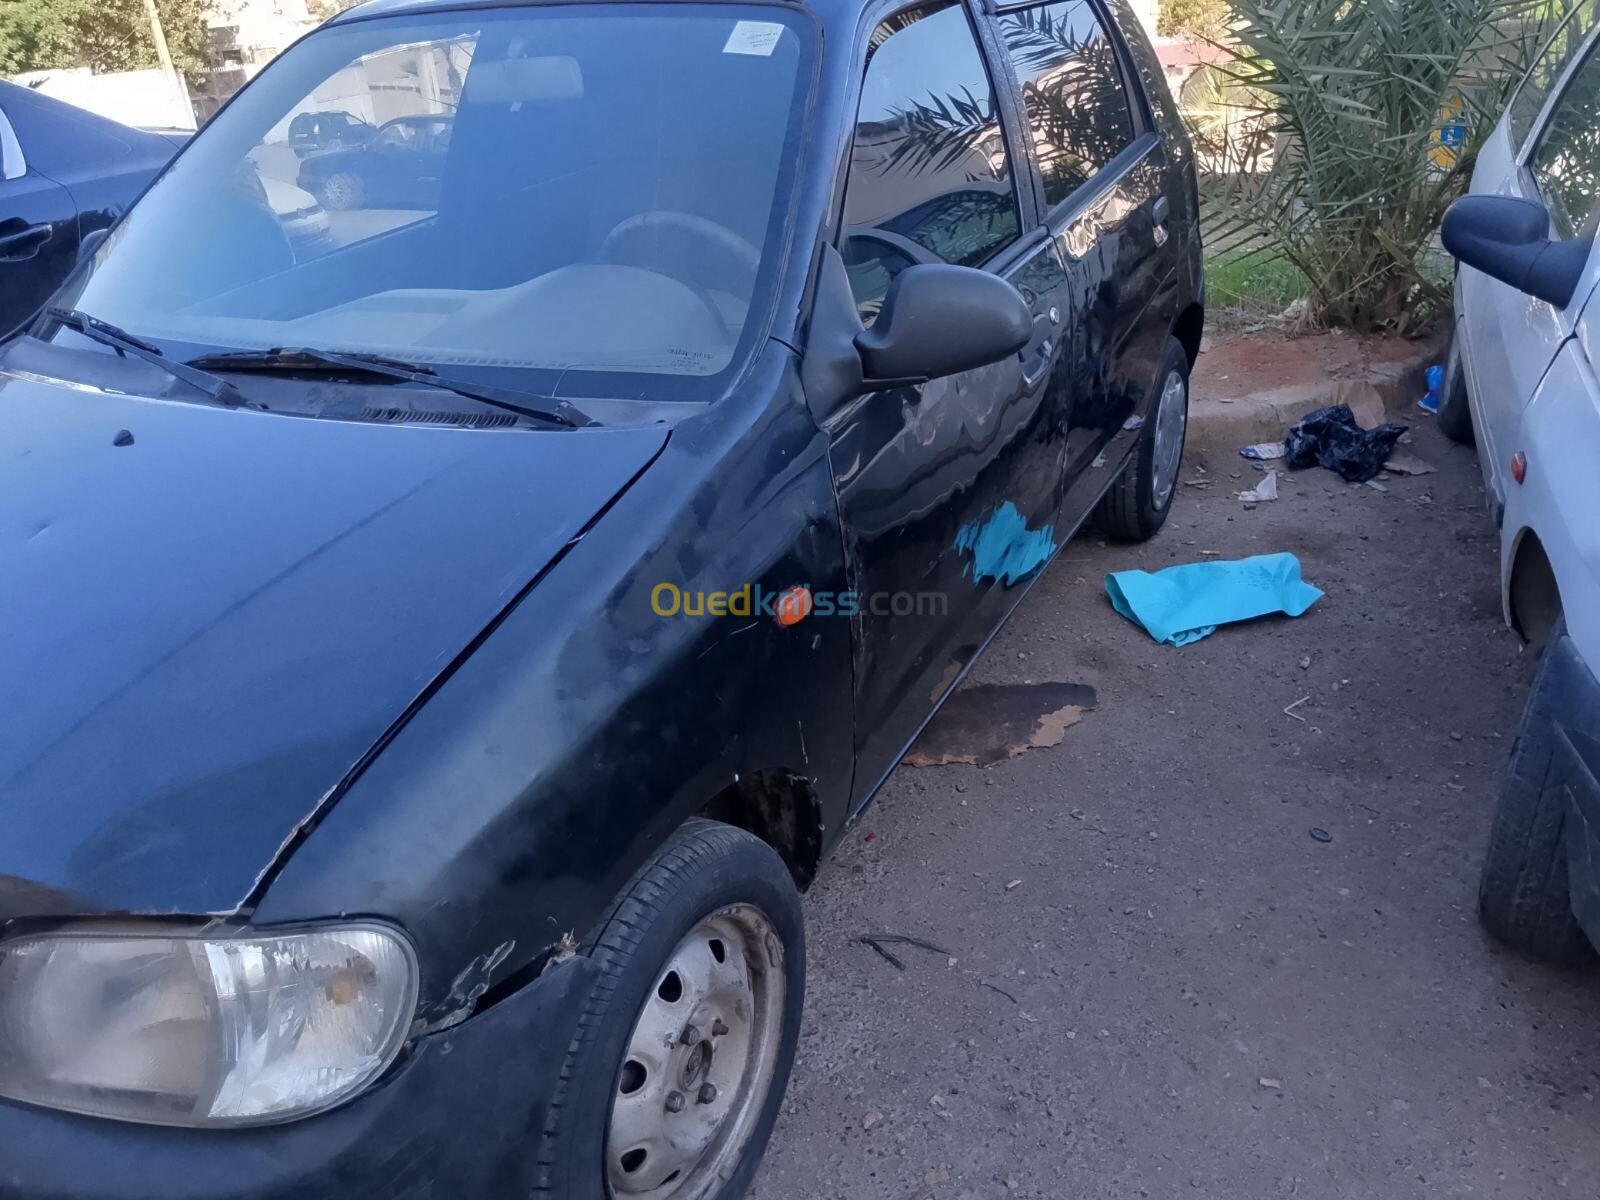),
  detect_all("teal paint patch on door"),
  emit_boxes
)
[955,501,1056,587]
